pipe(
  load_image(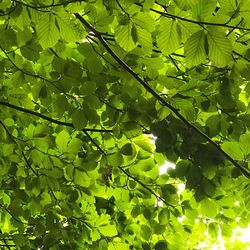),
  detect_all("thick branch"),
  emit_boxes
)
[75,14,250,179]
[0,100,112,133]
